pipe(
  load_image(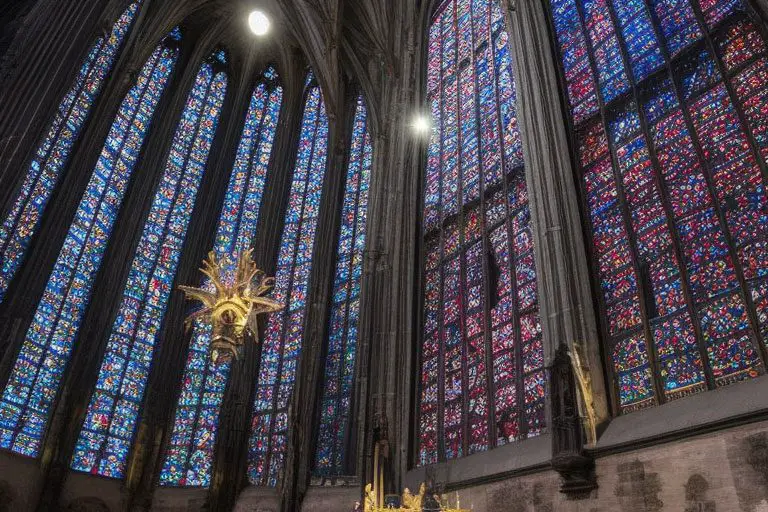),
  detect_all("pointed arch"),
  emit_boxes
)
[0,1,142,303]
[248,71,330,487]
[0,23,179,459]
[160,65,284,488]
